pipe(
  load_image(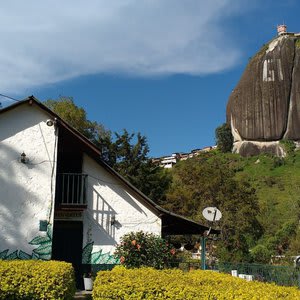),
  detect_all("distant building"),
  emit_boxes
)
[277,24,287,36]
[153,146,216,169]
[276,24,300,37]
[159,154,178,169]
